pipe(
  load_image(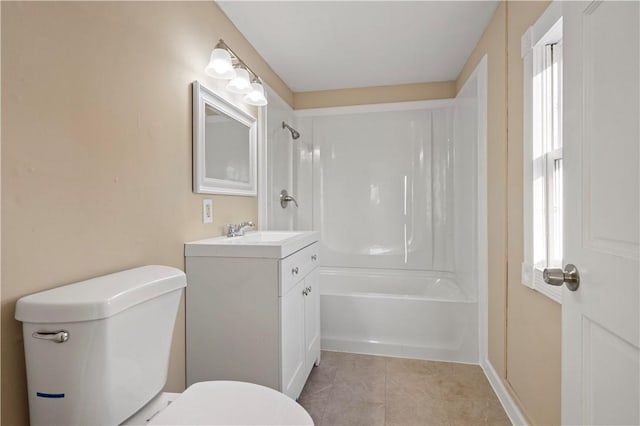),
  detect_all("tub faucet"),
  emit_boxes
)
[225,221,255,237]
